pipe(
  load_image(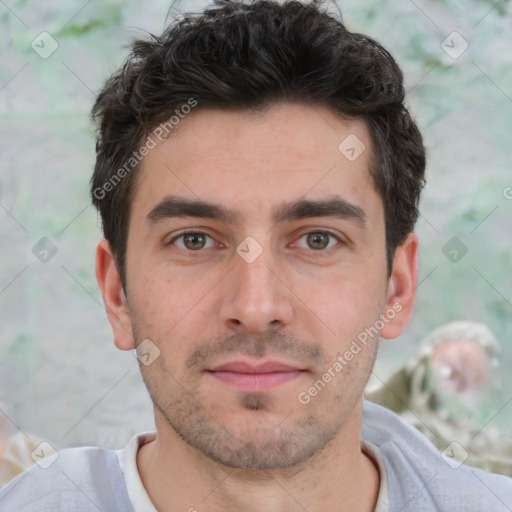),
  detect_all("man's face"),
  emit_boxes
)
[110,102,406,469]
